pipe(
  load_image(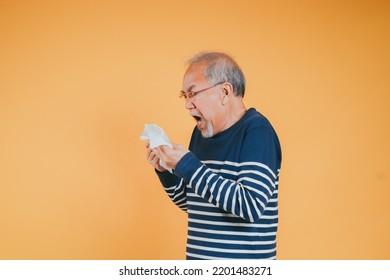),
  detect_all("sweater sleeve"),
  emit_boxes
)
[174,126,281,222]
[156,170,187,212]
